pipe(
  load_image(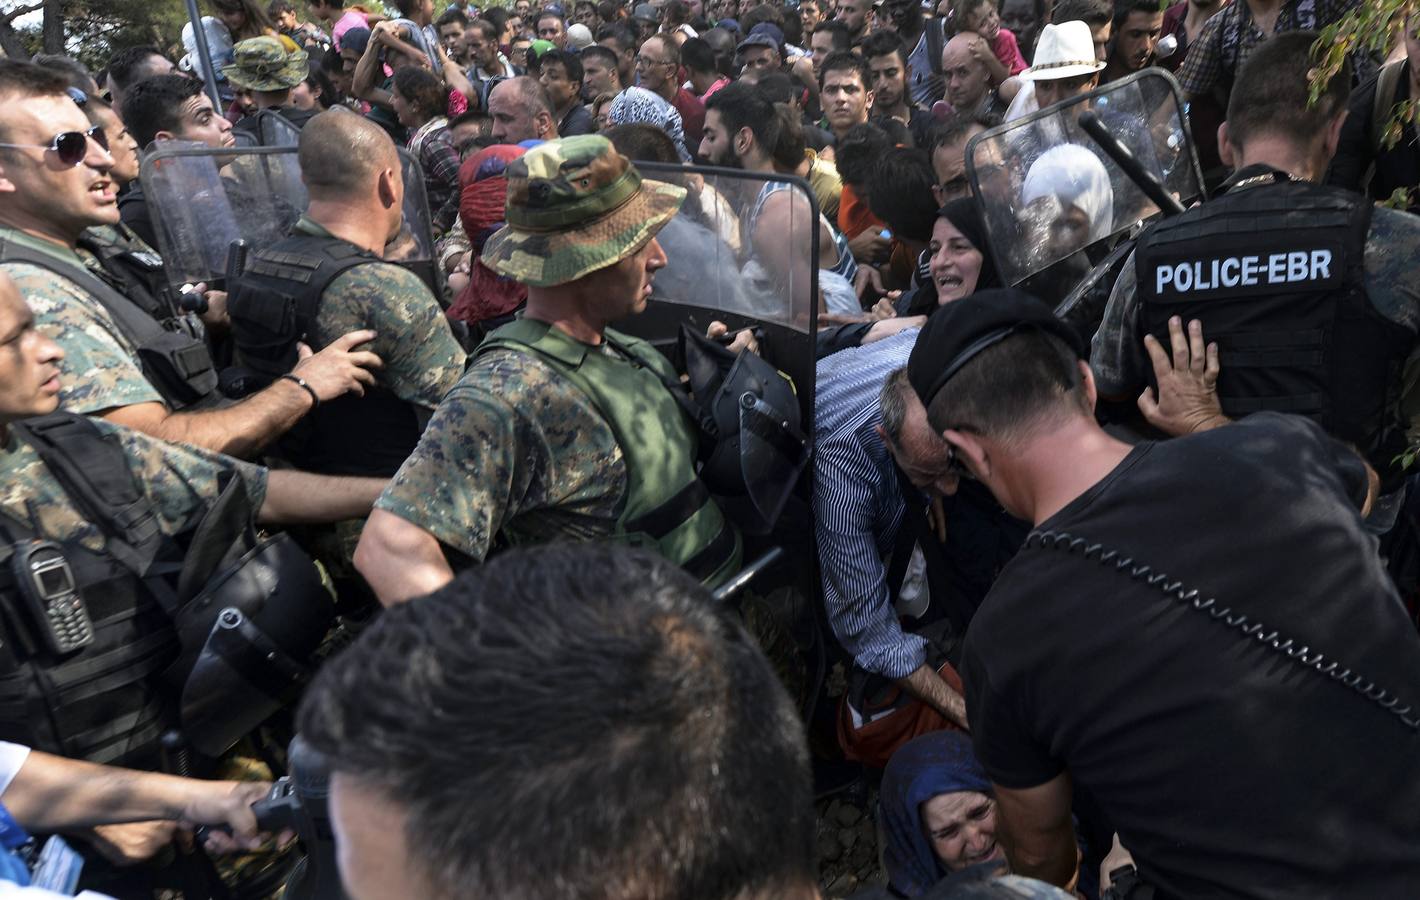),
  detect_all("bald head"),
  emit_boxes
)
[489,76,556,143]
[942,33,993,111]
[298,109,401,200]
